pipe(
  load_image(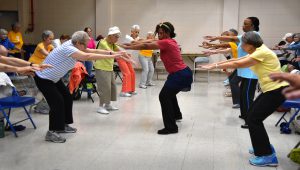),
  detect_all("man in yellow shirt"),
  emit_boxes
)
[8,22,23,59]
